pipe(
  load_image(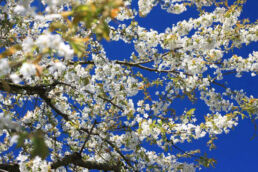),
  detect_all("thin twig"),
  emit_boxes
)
[70,59,192,76]
[79,120,97,154]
